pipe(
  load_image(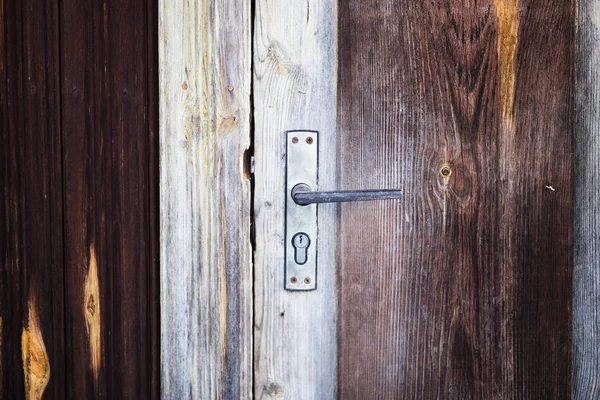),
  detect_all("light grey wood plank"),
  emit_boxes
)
[159,0,252,398]
[575,1,600,398]
[253,1,338,399]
